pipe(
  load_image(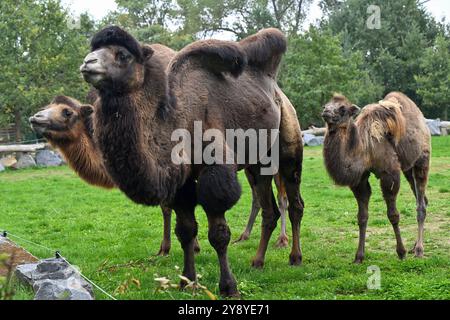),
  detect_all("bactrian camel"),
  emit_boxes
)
[322,92,431,263]
[79,26,304,297]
